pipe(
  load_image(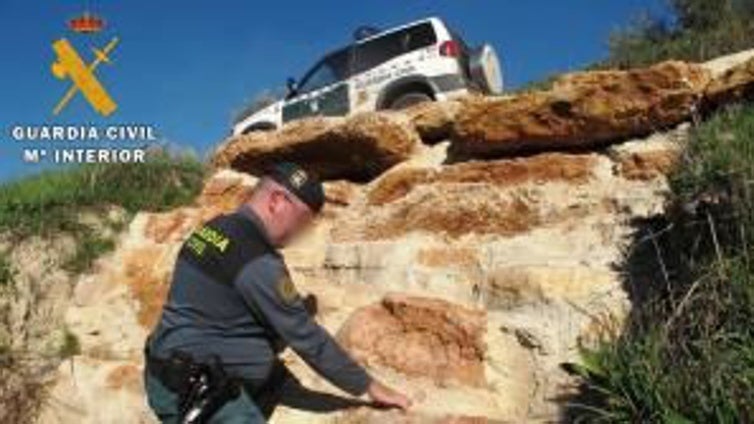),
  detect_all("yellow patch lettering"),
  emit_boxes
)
[195,226,231,253]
